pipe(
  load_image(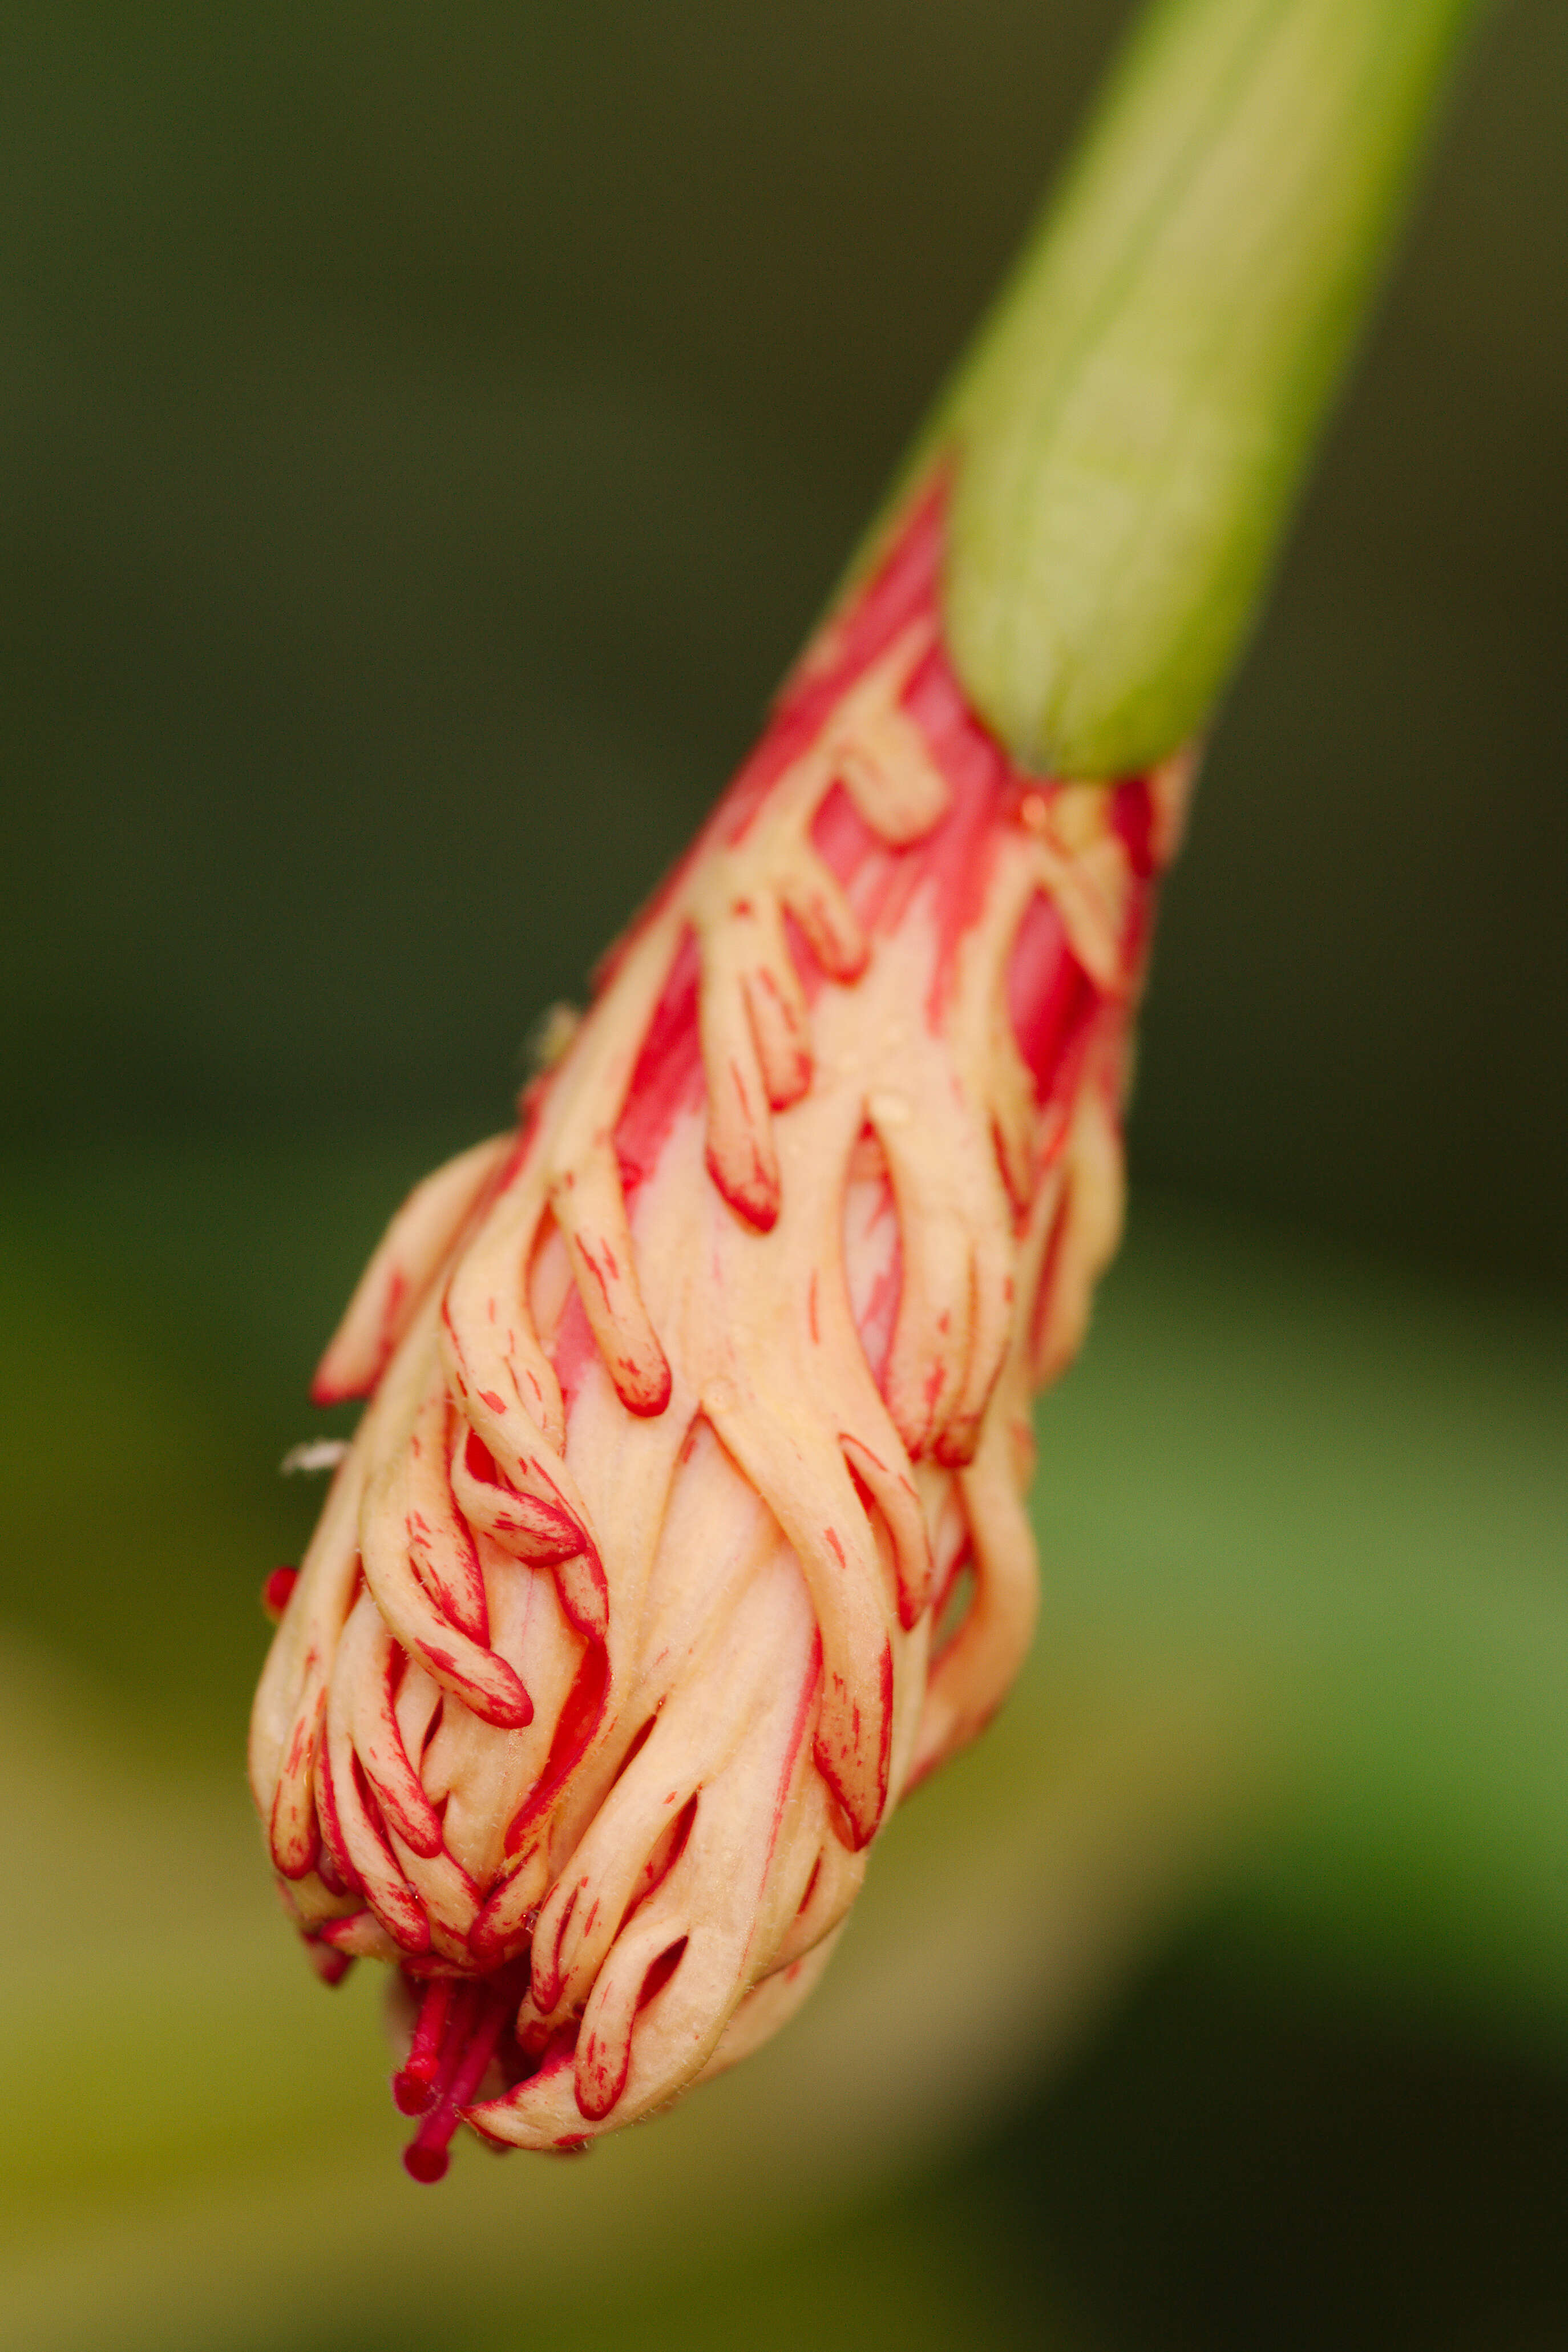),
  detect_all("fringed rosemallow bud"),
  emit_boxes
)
[248,0,1481,2175]
[249,483,1193,2171]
